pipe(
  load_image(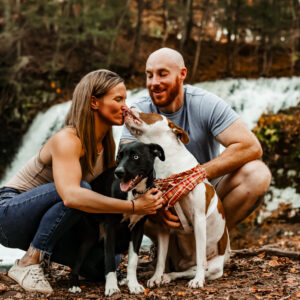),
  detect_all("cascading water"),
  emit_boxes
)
[0,77,299,266]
